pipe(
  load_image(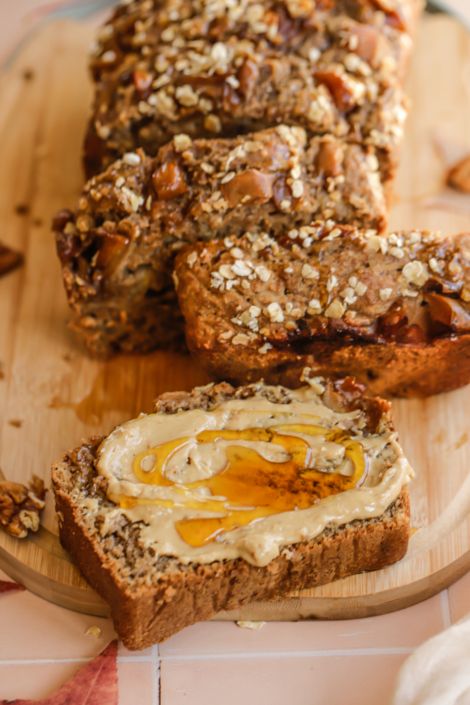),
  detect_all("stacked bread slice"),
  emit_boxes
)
[84,0,420,180]
[55,126,388,355]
